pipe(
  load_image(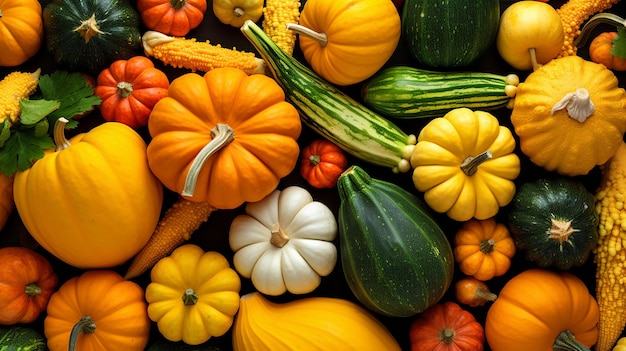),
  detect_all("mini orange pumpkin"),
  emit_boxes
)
[146,67,301,209]
[137,0,207,36]
[0,0,44,66]
[300,139,348,189]
[589,32,626,71]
